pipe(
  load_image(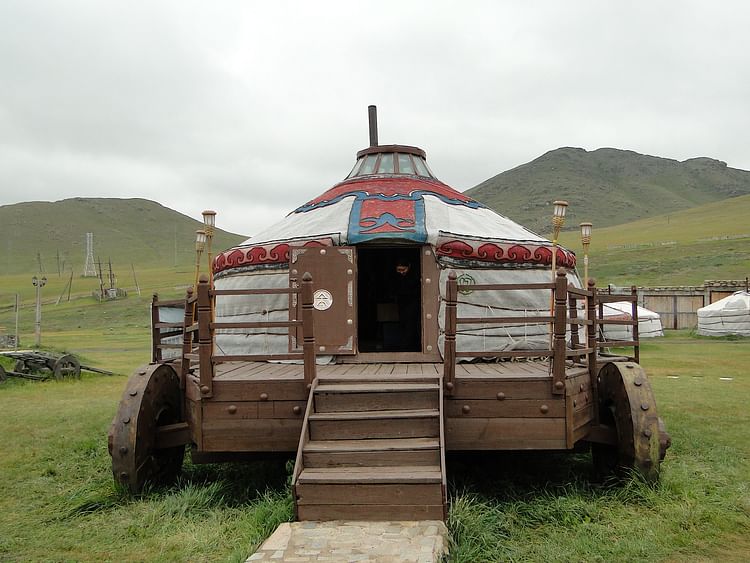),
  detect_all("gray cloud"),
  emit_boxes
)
[1,0,749,236]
